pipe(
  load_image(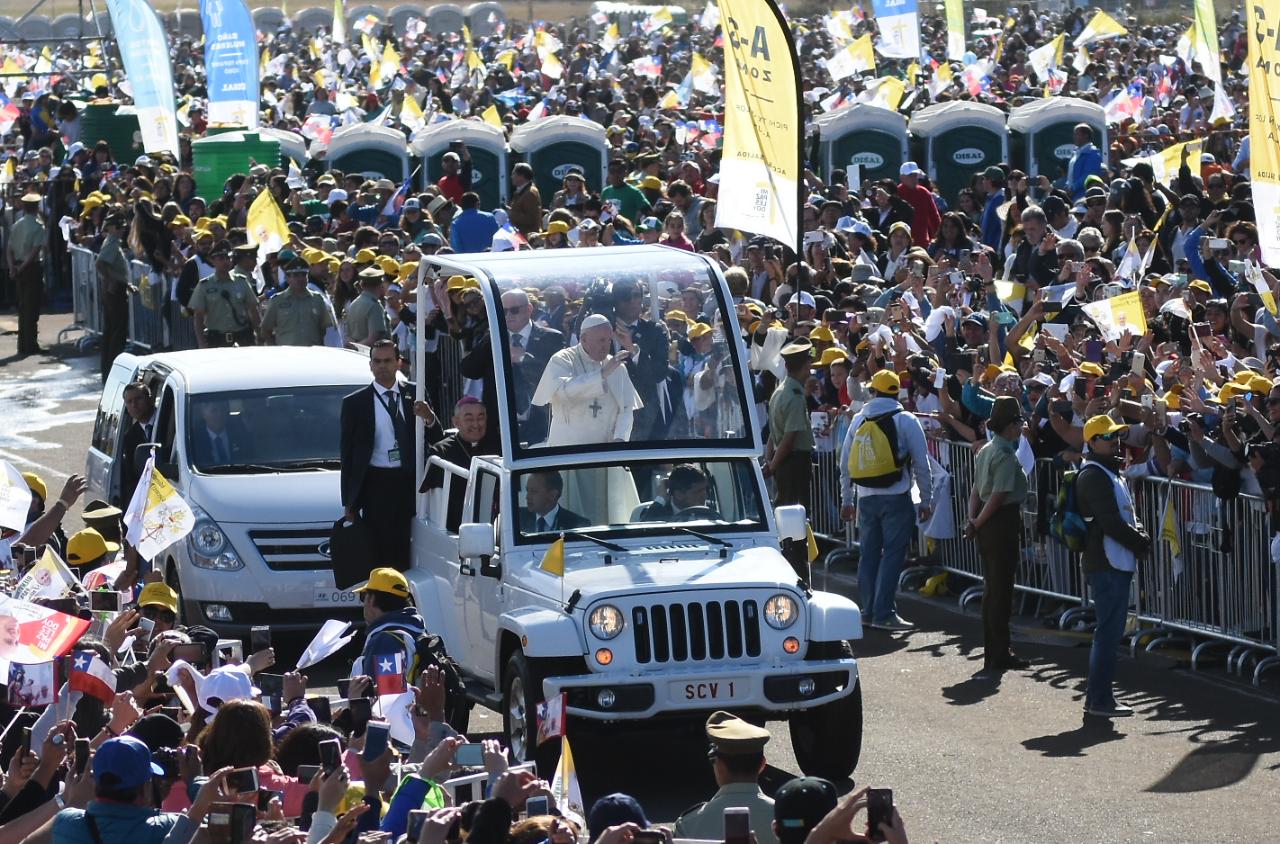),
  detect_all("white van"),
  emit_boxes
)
[86,347,373,633]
